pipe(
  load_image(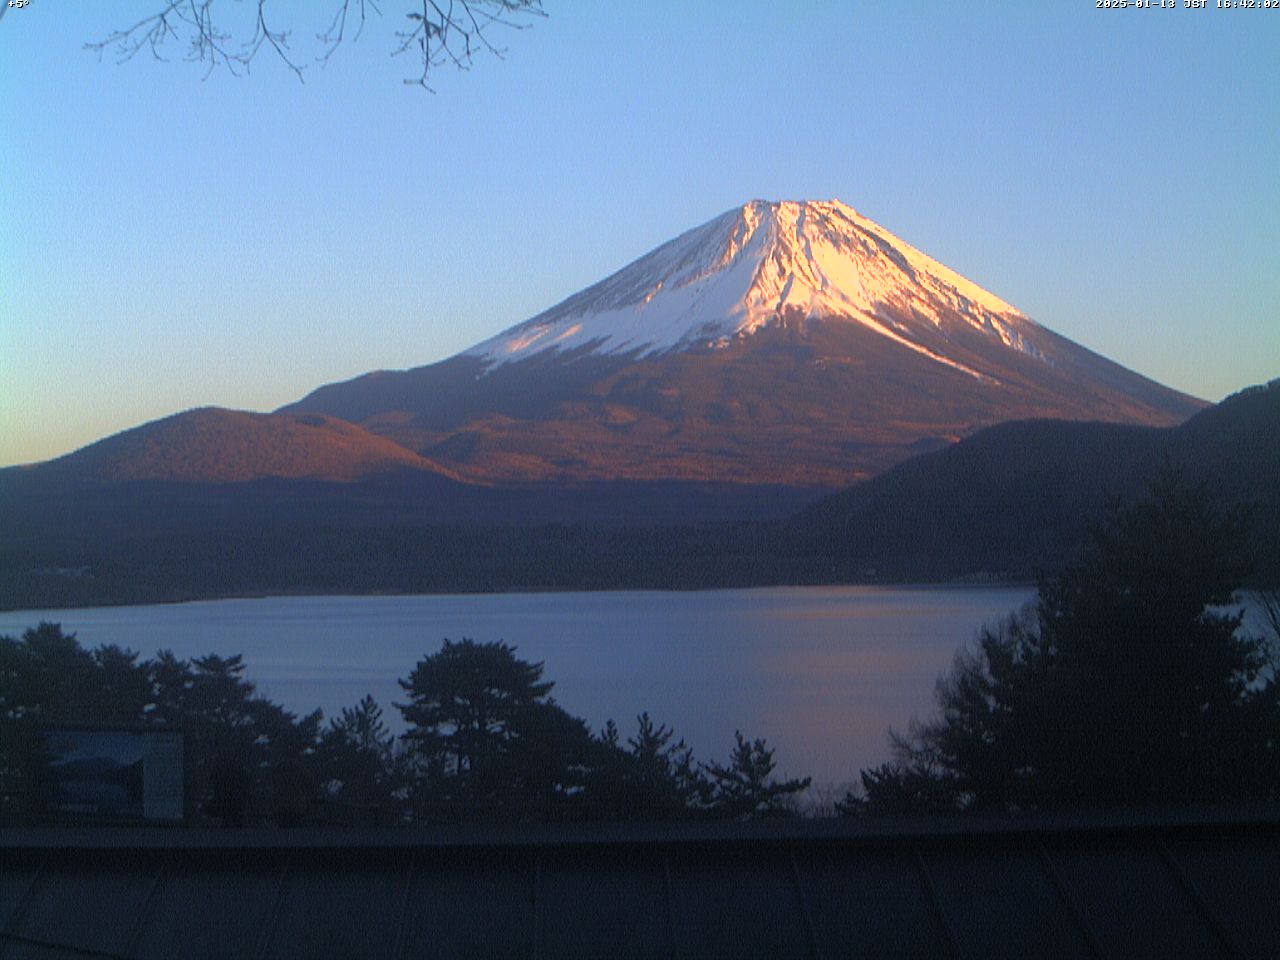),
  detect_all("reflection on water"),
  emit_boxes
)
[0,587,1035,783]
